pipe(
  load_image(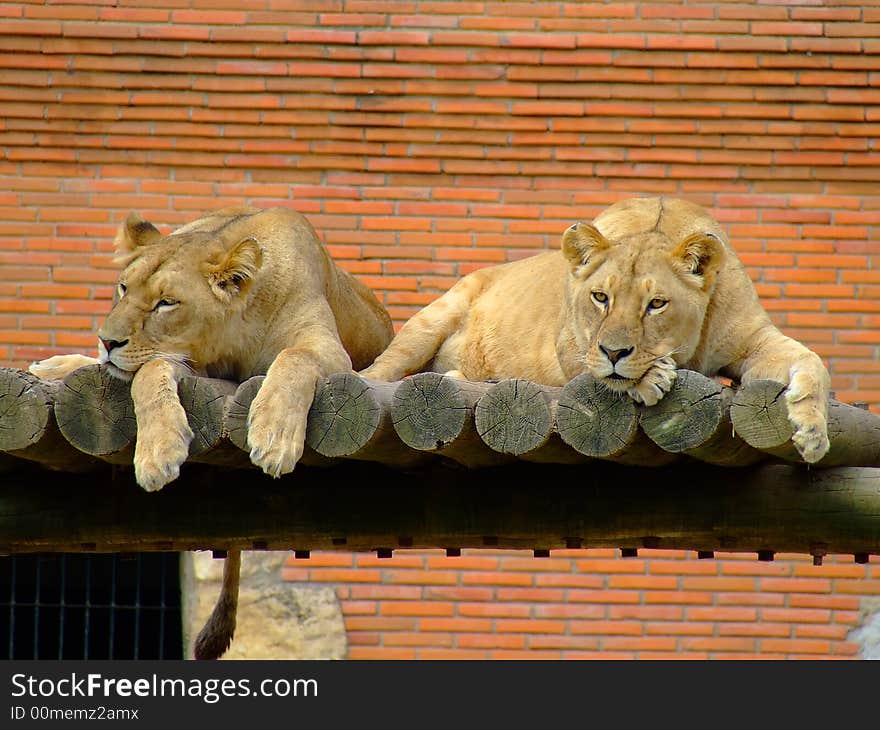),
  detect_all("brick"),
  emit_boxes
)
[603,637,677,652]
[458,603,531,619]
[457,634,527,650]
[495,619,565,635]
[381,602,454,617]
[681,638,757,652]
[761,639,832,655]
[570,620,643,636]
